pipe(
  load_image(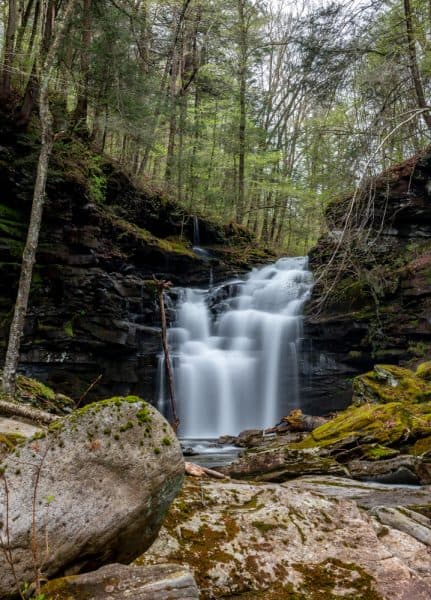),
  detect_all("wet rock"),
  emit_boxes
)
[347,455,431,485]
[42,563,199,599]
[137,478,431,599]
[0,397,184,599]
[223,444,347,481]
